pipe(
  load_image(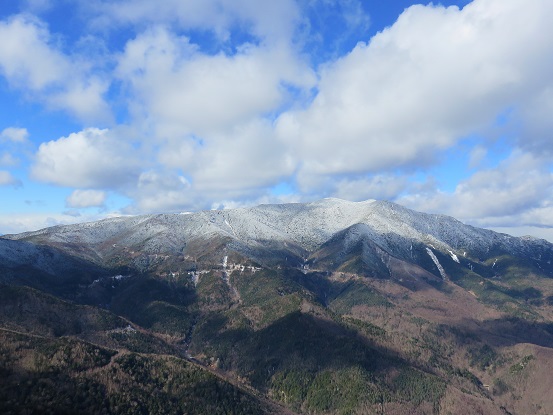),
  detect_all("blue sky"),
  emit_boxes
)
[1,0,553,242]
